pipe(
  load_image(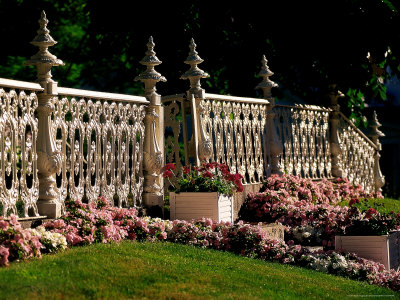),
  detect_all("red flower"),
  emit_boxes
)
[163,170,173,178]
[164,163,176,171]
[365,208,378,219]
[236,181,244,193]
[349,198,359,207]
[202,171,214,178]
[183,165,191,174]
